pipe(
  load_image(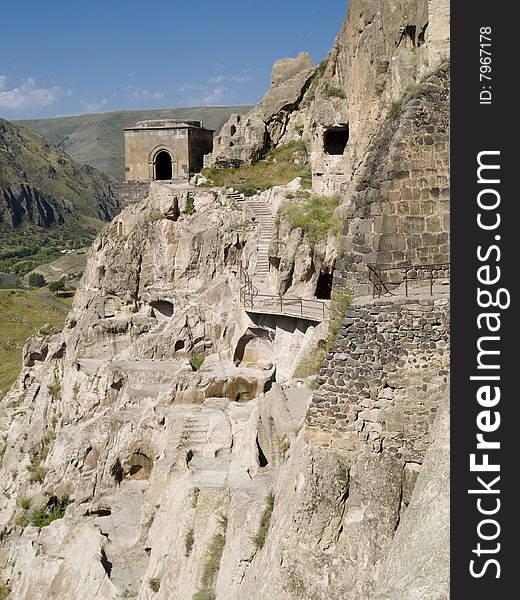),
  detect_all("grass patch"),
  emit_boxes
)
[0,289,71,395]
[252,490,275,550]
[191,486,201,508]
[0,584,11,600]
[16,495,72,529]
[185,527,195,557]
[189,356,205,371]
[192,591,215,600]
[322,83,347,100]
[194,511,228,599]
[201,141,311,196]
[280,194,342,245]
